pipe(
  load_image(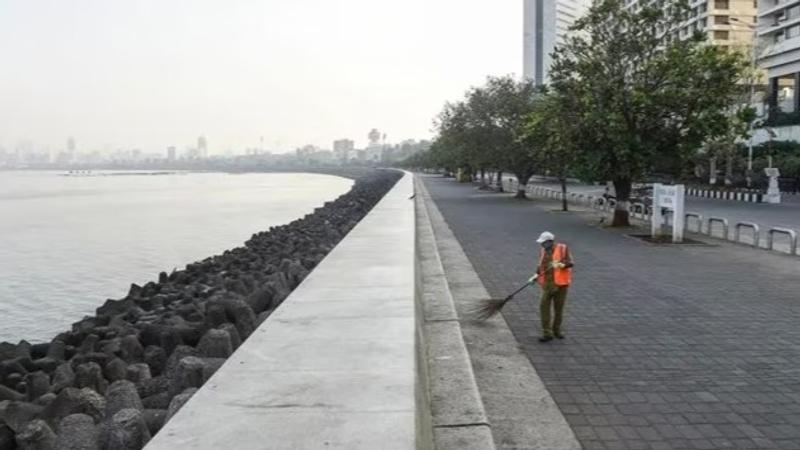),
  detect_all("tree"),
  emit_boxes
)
[549,0,750,226]
[482,76,540,198]
[525,90,583,211]
[427,76,540,198]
